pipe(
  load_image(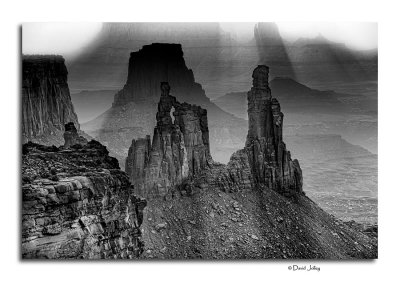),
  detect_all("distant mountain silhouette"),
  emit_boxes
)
[67,22,376,100]
[254,23,377,86]
[213,77,350,119]
[213,77,377,154]
[67,22,258,99]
